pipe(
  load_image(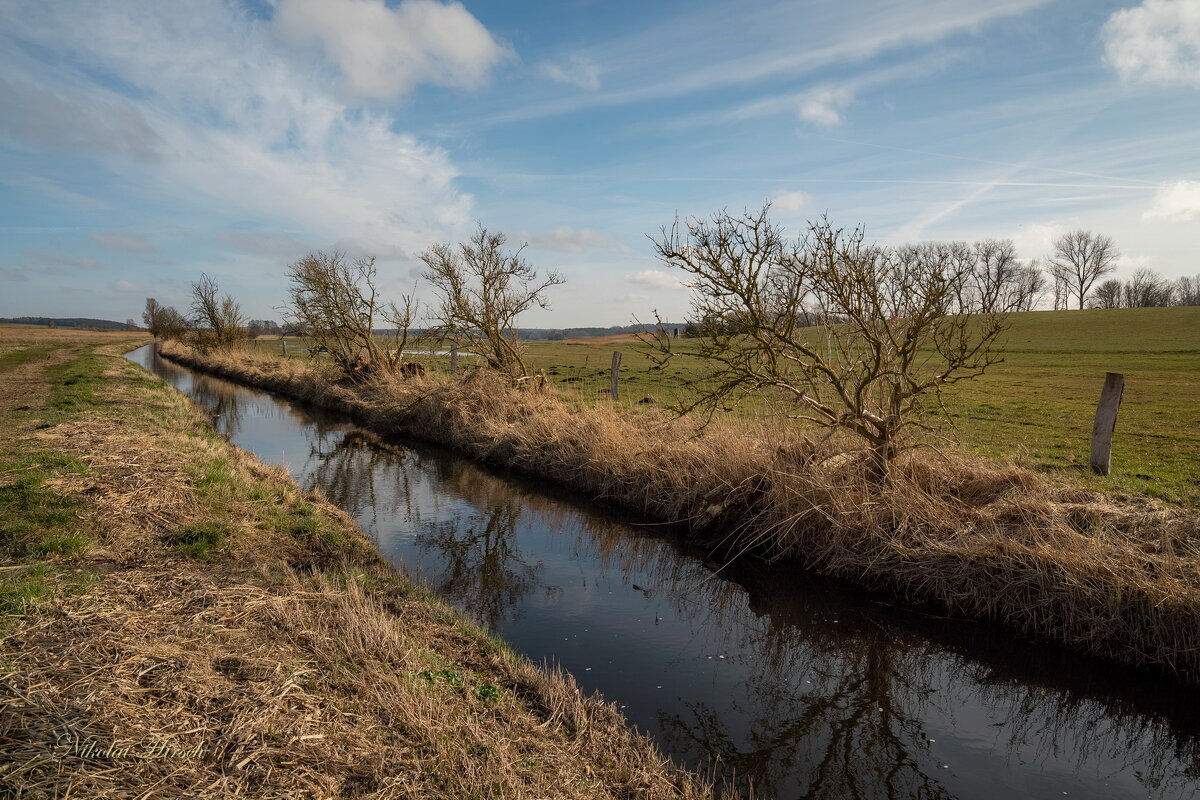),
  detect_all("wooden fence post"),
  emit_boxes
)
[1090,372,1124,476]
[610,351,621,401]
[281,338,288,358]
[450,346,458,375]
